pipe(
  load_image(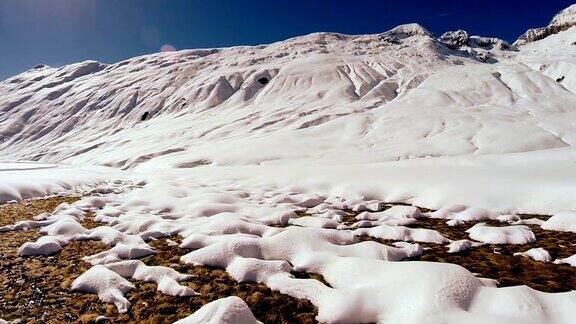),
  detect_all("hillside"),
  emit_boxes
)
[1,20,575,170]
[1,4,576,324]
